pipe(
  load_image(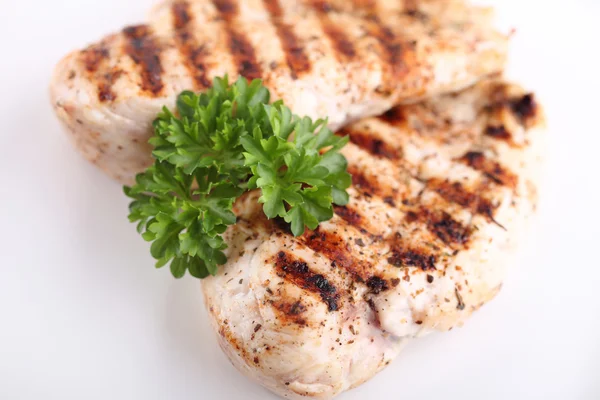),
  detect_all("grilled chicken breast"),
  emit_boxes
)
[202,79,545,399]
[50,0,508,184]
